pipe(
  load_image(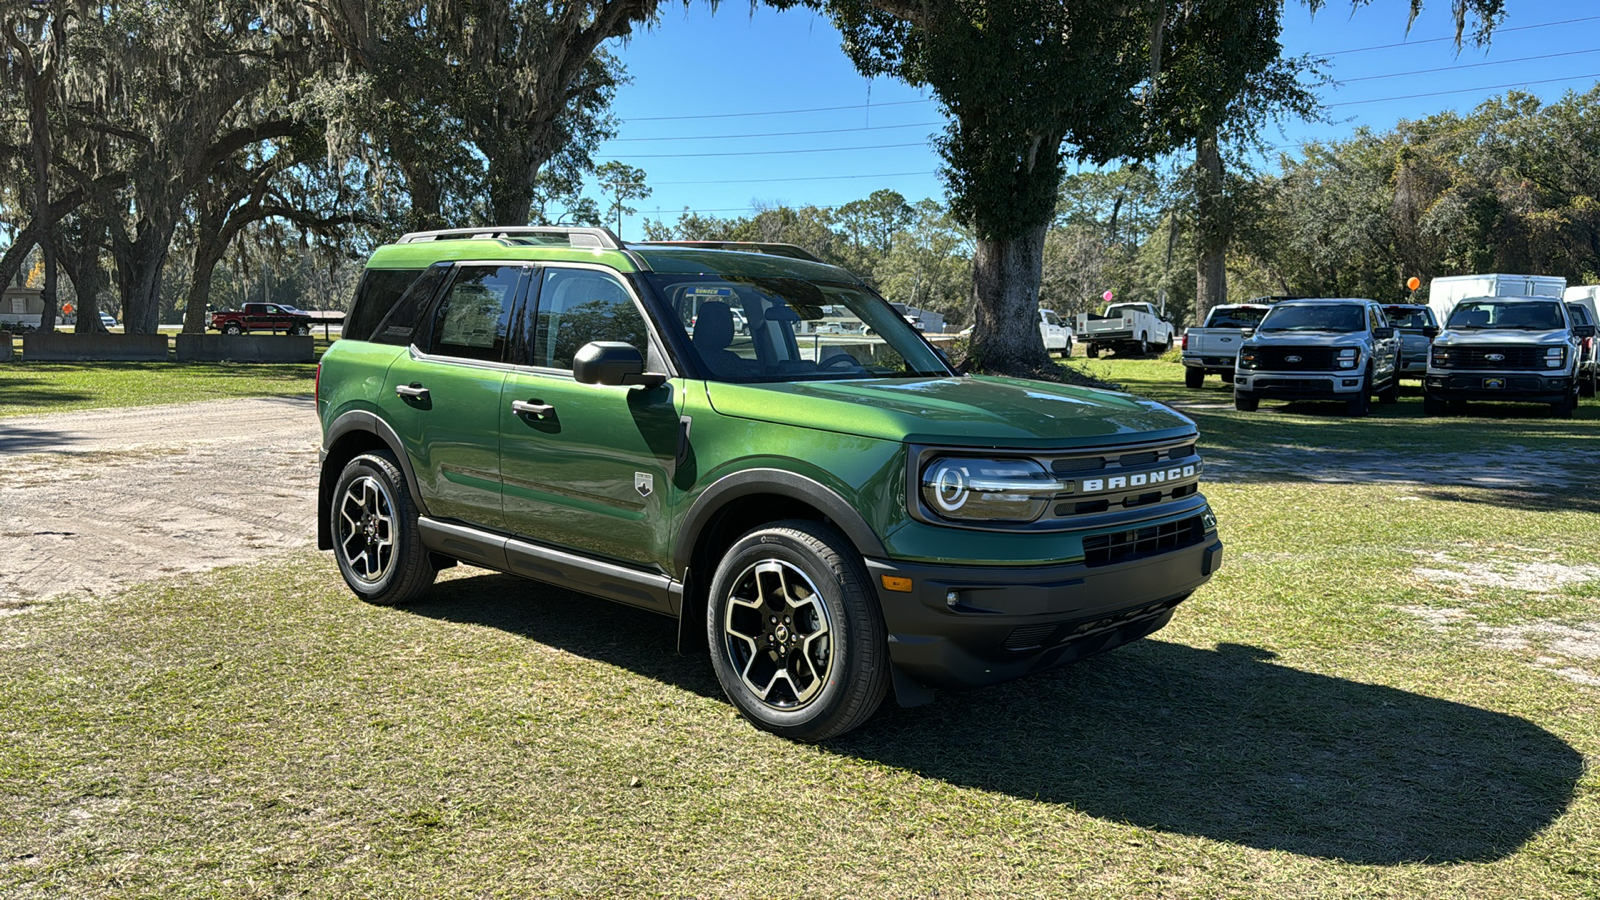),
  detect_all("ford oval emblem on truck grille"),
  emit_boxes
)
[1285,355,1302,363]
[1486,353,1505,361]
